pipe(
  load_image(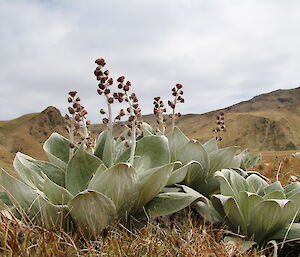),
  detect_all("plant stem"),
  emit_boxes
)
[69,113,75,159]
[126,92,136,166]
[106,95,113,138]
